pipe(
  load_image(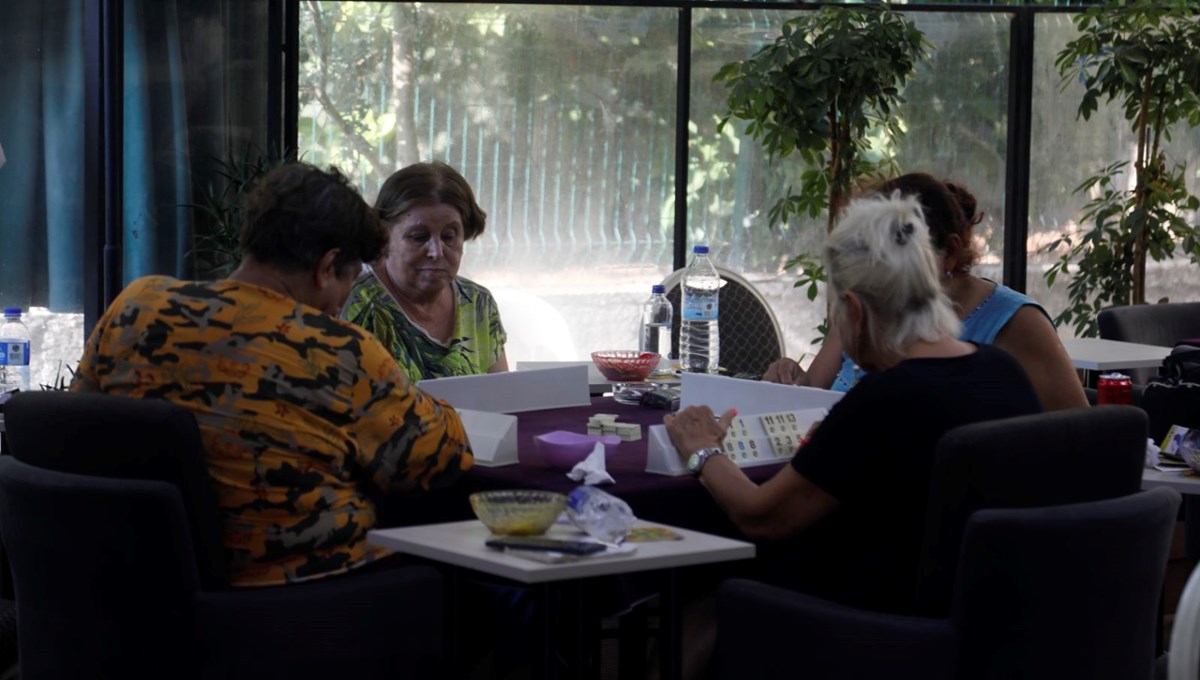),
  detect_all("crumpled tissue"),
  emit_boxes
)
[1145,437,1161,470]
[566,442,614,485]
